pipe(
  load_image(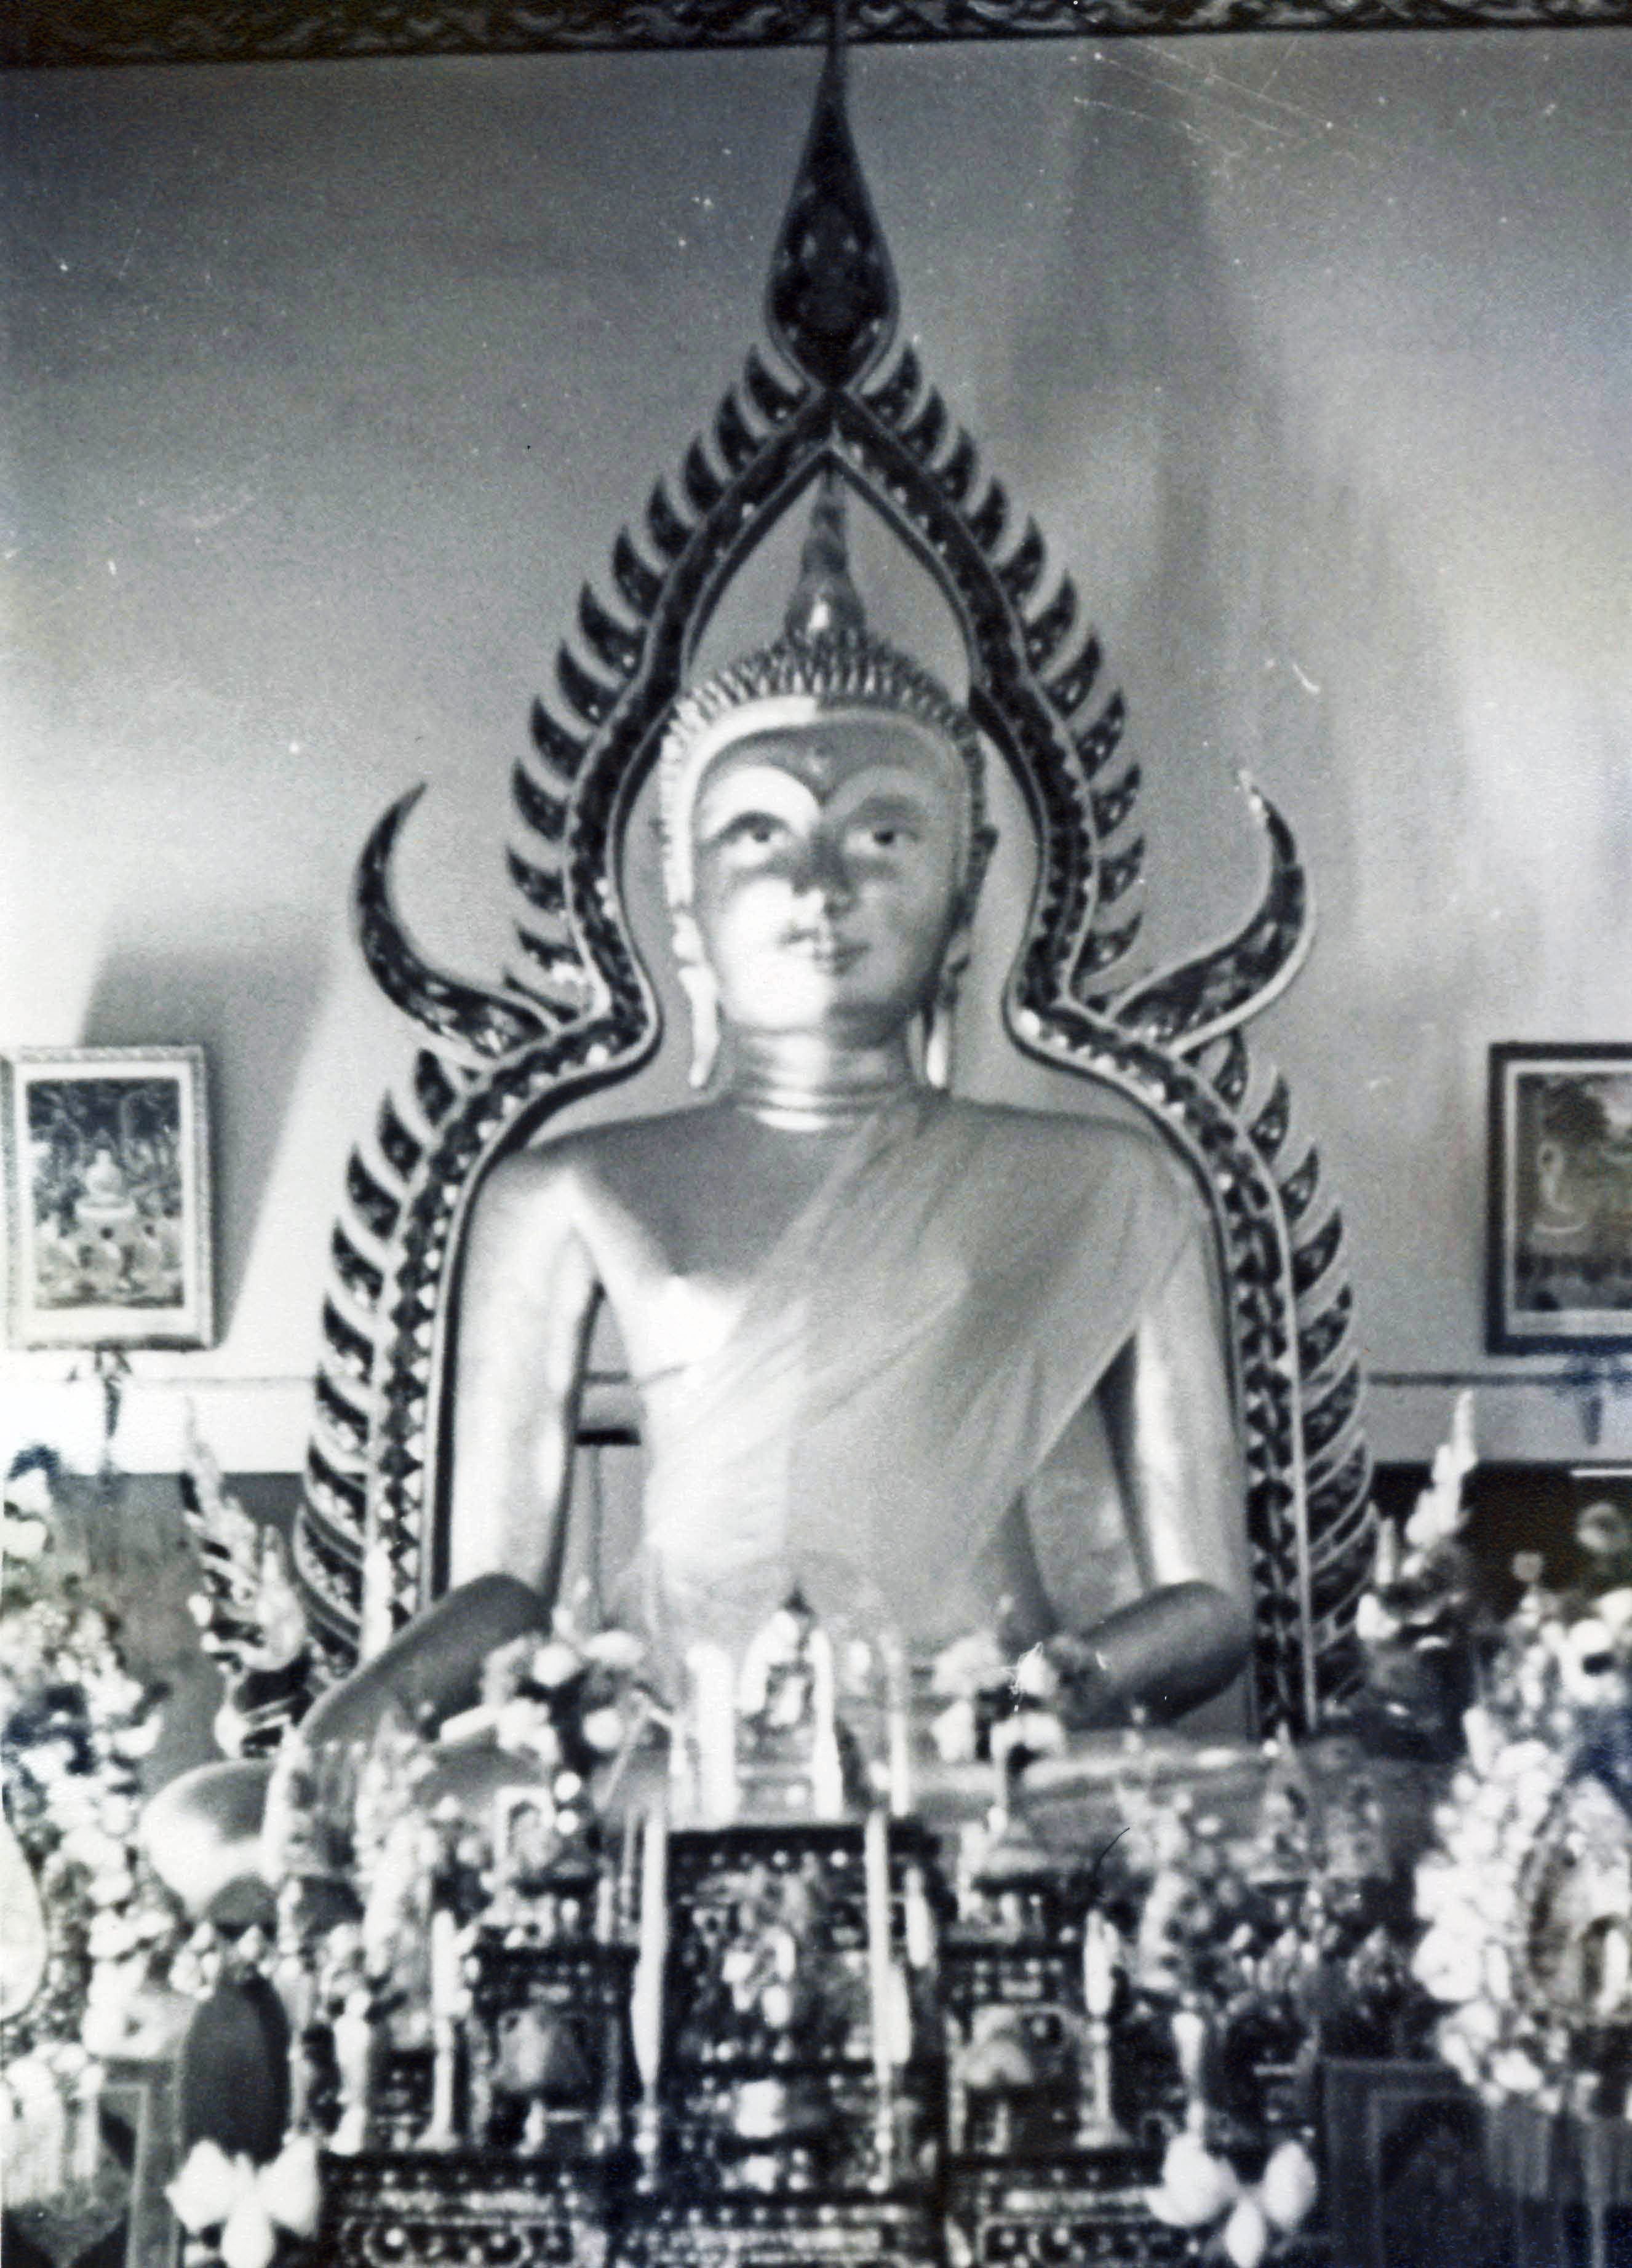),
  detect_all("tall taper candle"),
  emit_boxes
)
[631,1805,669,2101]
[1083,1908,1117,2019]
[73,2063,102,2184]
[687,1642,738,1824]
[427,1908,460,2146]
[883,1633,911,1816]
[864,1808,893,2099]
[810,1625,844,1817]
